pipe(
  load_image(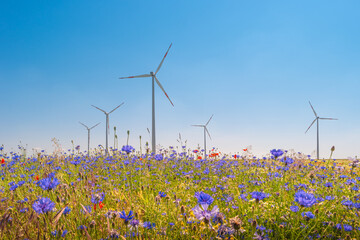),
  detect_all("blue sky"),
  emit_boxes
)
[1,0,360,158]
